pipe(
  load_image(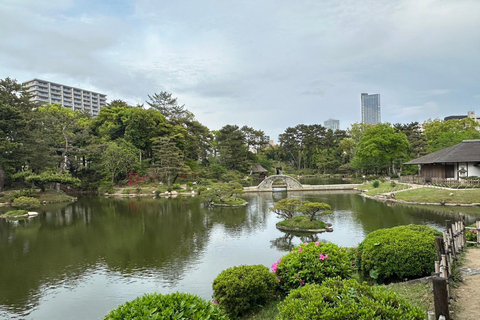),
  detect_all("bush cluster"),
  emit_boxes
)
[274,242,353,293]
[12,196,40,210]
[358,224,441,282]
[466,224,478,245]
[276,278,425,320]
[104,292,227,320]
[10,189,38,199]
[212,264,278,318]
[372,180,380,188]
